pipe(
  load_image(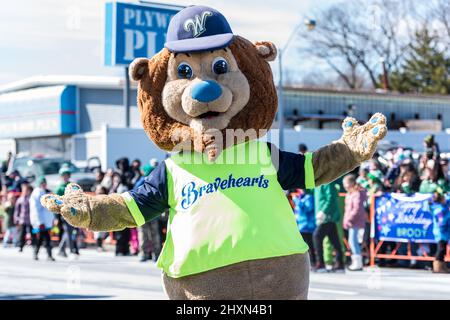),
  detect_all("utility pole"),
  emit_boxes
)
[277,19,316,150]
[124,66,130,128]
[278,49,285,150]
[380,57,390,90]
